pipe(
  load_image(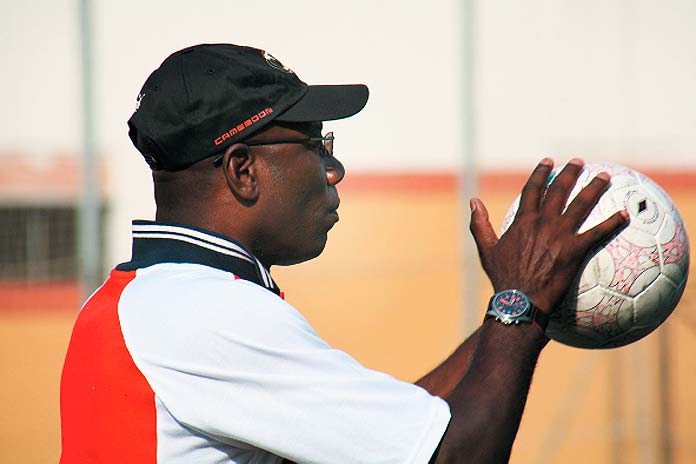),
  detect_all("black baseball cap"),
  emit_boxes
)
[128,44,369,171]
